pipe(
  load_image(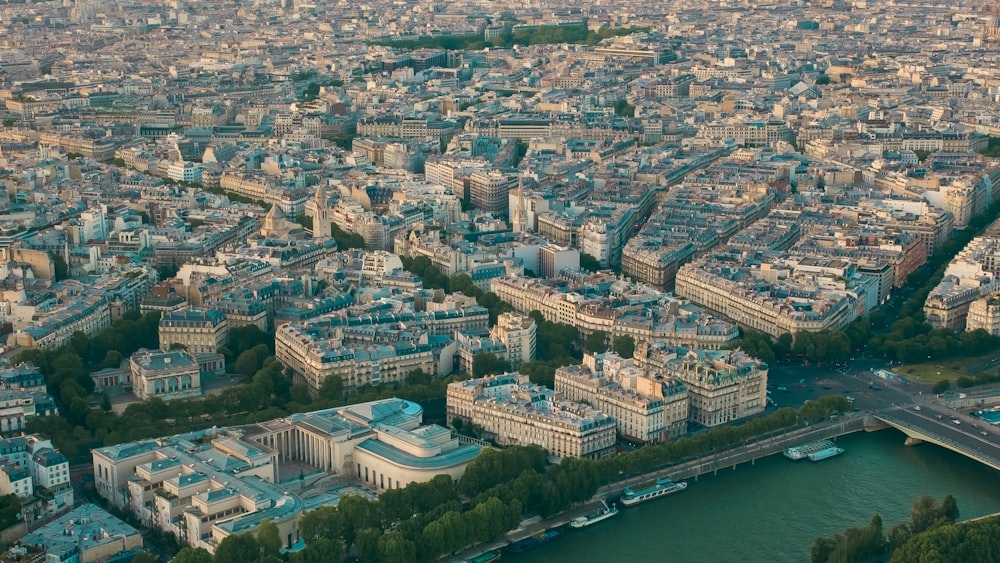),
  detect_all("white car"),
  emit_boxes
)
[913,406,921,411]
[952,419,961,425]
